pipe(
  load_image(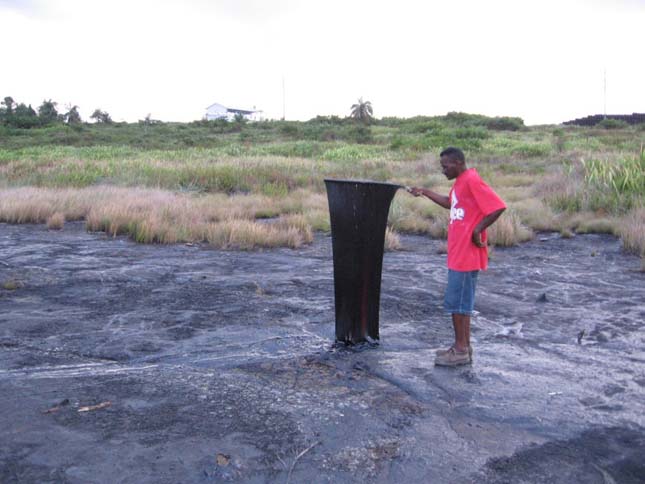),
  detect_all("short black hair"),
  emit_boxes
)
[440,147,465,163]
